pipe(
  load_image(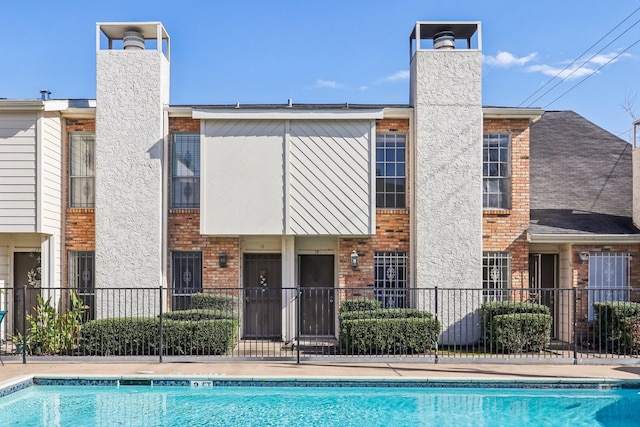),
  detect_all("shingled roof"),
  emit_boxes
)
[529,110,638,235]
